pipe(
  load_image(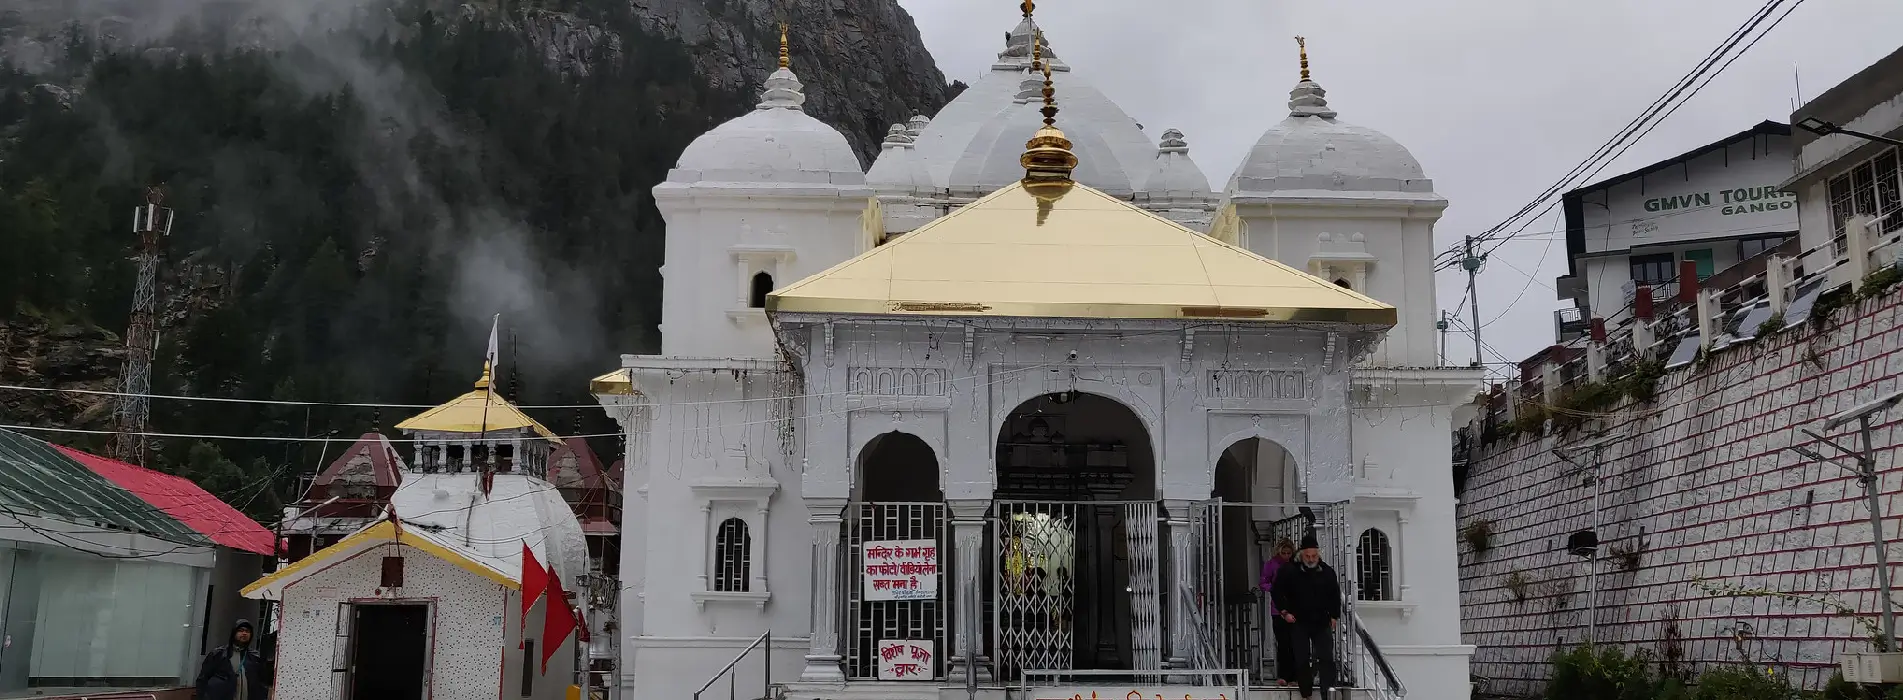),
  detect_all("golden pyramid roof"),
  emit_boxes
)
[767,182,1396,325]
[395,366,561,441]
